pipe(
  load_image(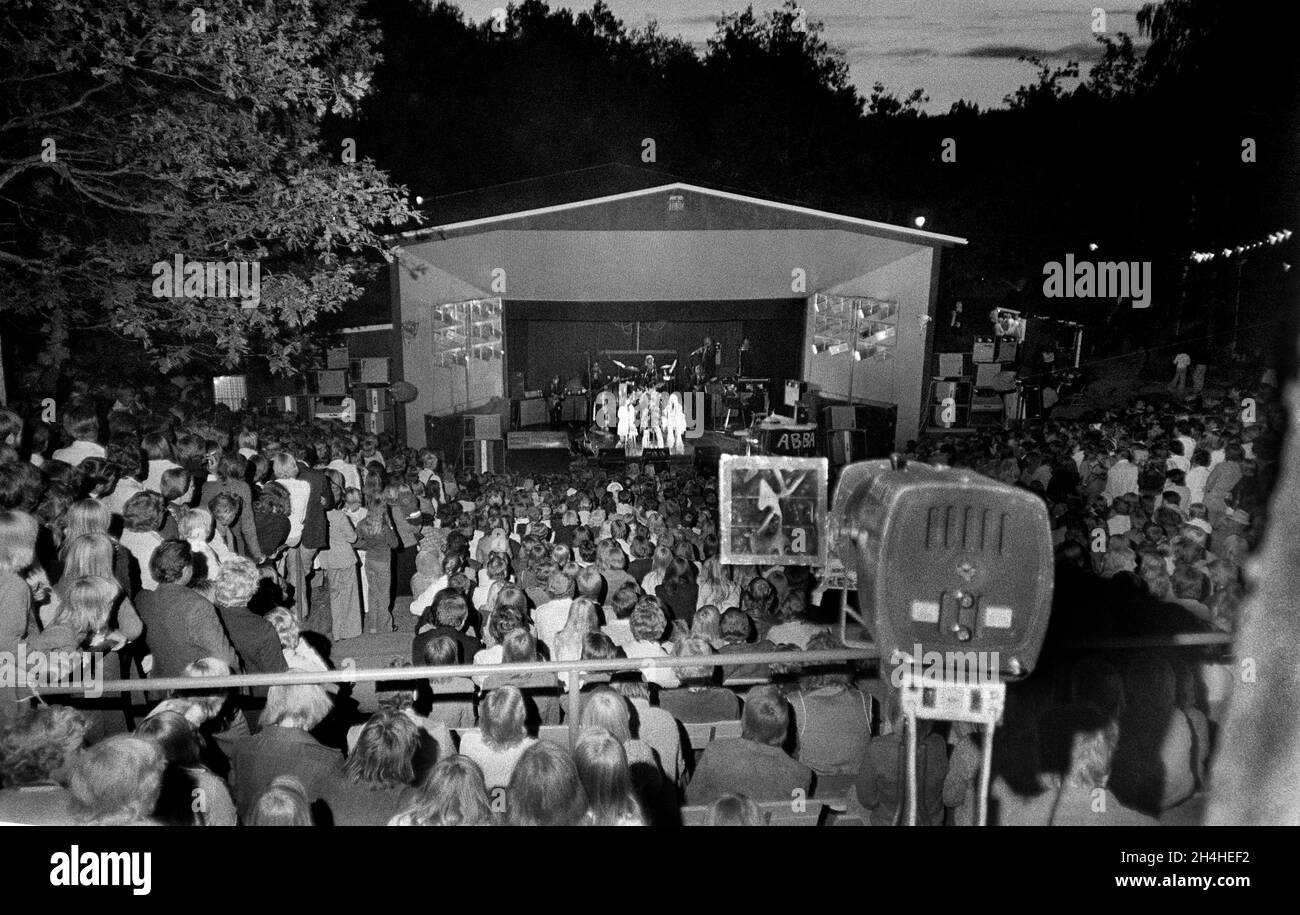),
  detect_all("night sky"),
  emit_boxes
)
[451,0,1149,112]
